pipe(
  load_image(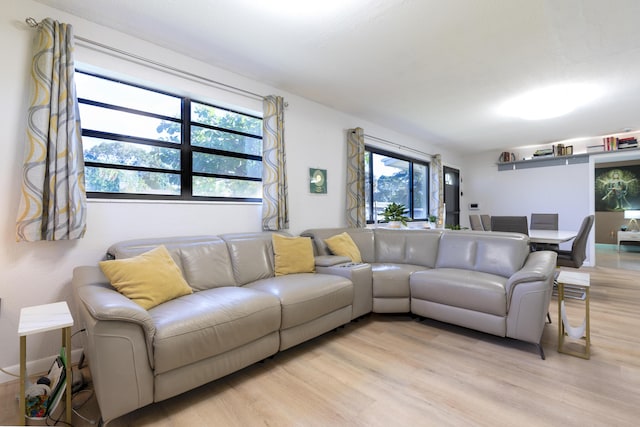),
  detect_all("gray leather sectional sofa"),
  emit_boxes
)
[72,228,557,424]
